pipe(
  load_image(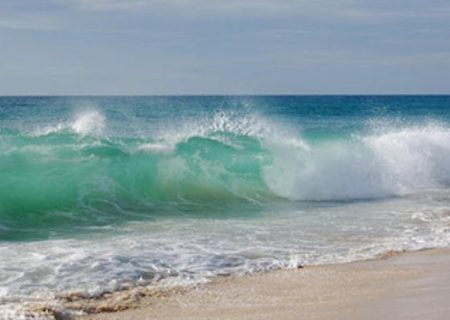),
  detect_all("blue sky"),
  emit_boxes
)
[0,0,449,94]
